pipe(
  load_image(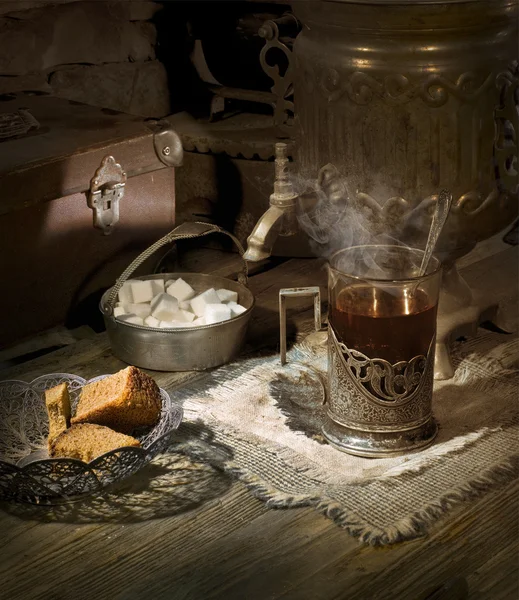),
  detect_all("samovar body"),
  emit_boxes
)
[292,0,518,257]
